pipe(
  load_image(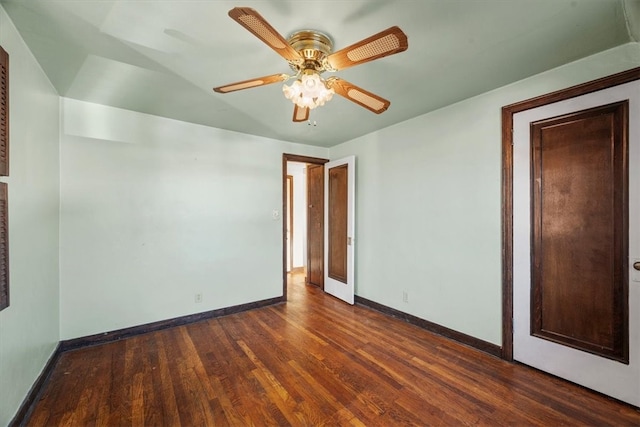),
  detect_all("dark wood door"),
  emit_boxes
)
[328,164,348,283]
[307,164,324,288]
[530,101,628,362]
